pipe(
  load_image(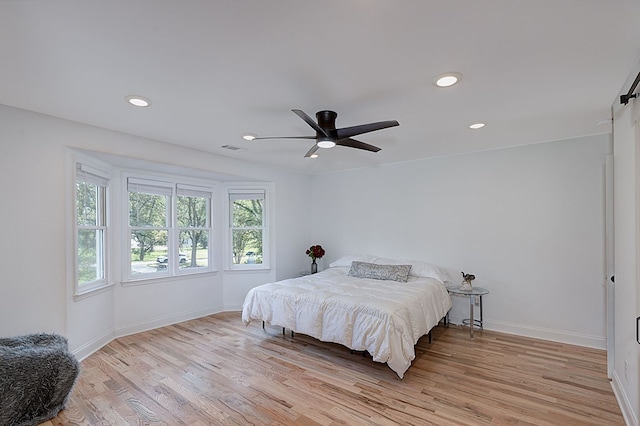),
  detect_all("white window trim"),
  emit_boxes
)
[225,184,274,271]
[122,171,217,284]
[72,153,113,297]
[176,182,213,277]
